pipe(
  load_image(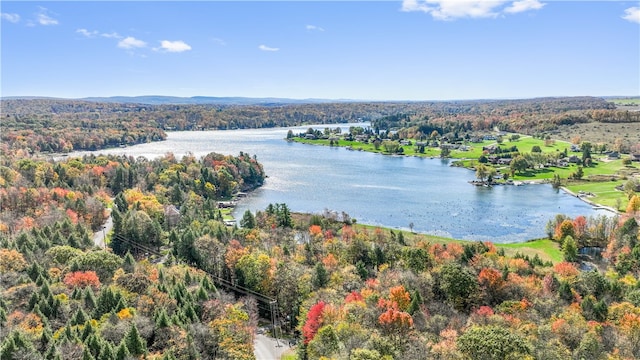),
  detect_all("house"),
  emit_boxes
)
[164,205,181,228]
[607,151,620,160]
[400,140,412,146]
[483,145,498,154]
[440,143,459,150]
[304,134,317,140]
[497,158,512,165]
[568,155,581,163]
[571,144,581,152]
[630,154,640,162]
